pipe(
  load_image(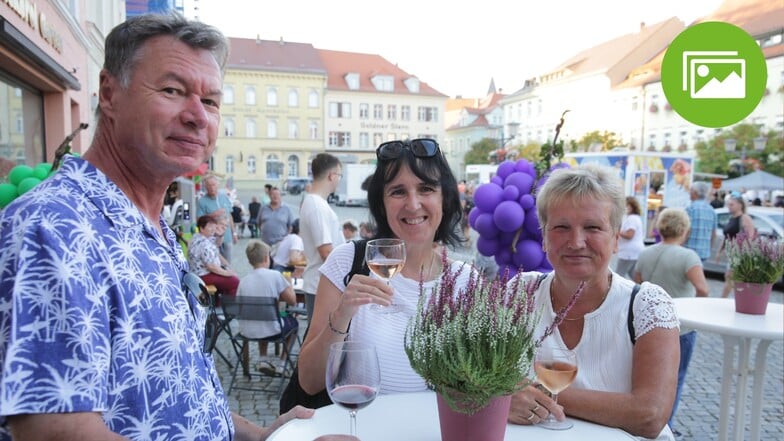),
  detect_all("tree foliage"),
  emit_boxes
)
[694,124,783,178]
[572,130,622,152]
[464,138,500,165]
